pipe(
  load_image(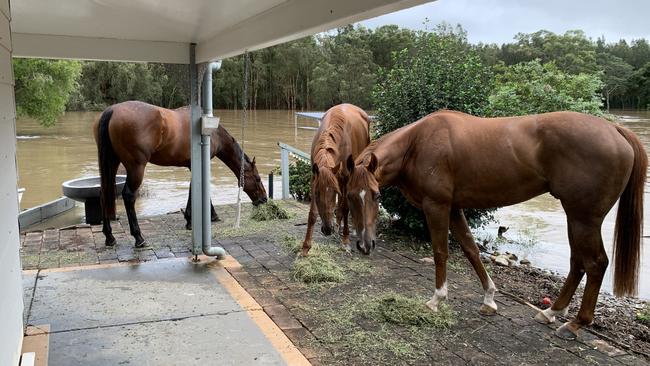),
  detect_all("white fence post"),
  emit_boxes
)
[281,148,290,199]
